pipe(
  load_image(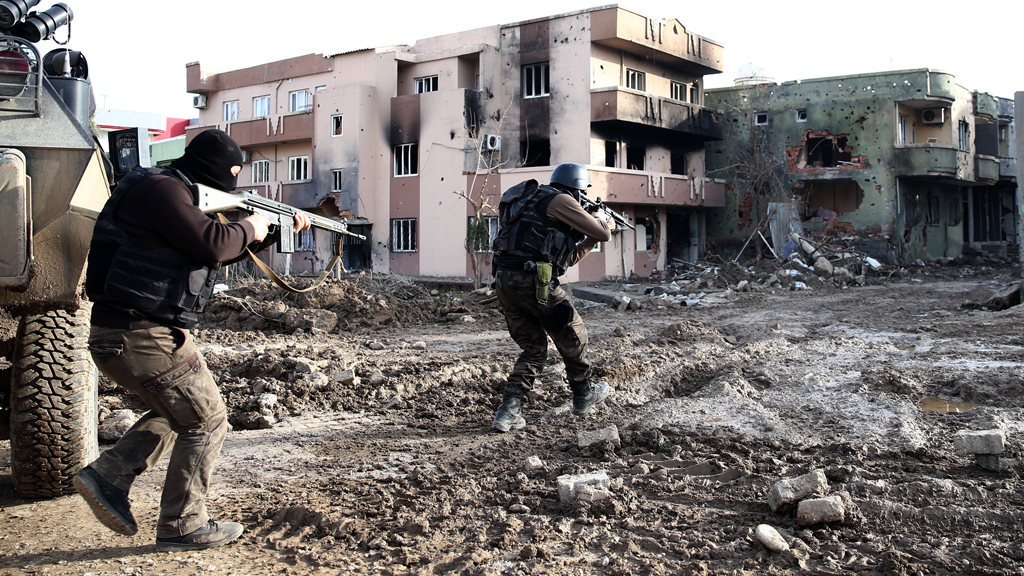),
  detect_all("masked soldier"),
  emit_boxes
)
[73,129,309,551]
[489,162,615,432]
